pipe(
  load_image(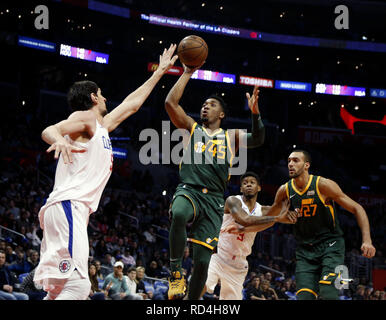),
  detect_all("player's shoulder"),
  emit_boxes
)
[68,110,96,123]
